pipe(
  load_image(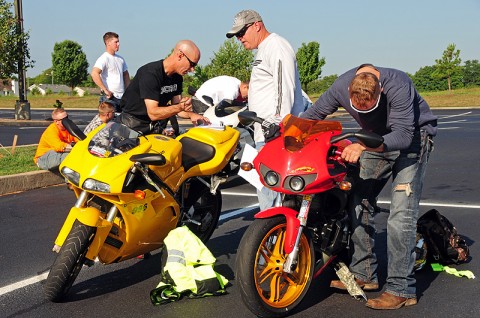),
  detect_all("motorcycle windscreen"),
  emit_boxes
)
[88,122,141,158]
[281,114,342,152]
